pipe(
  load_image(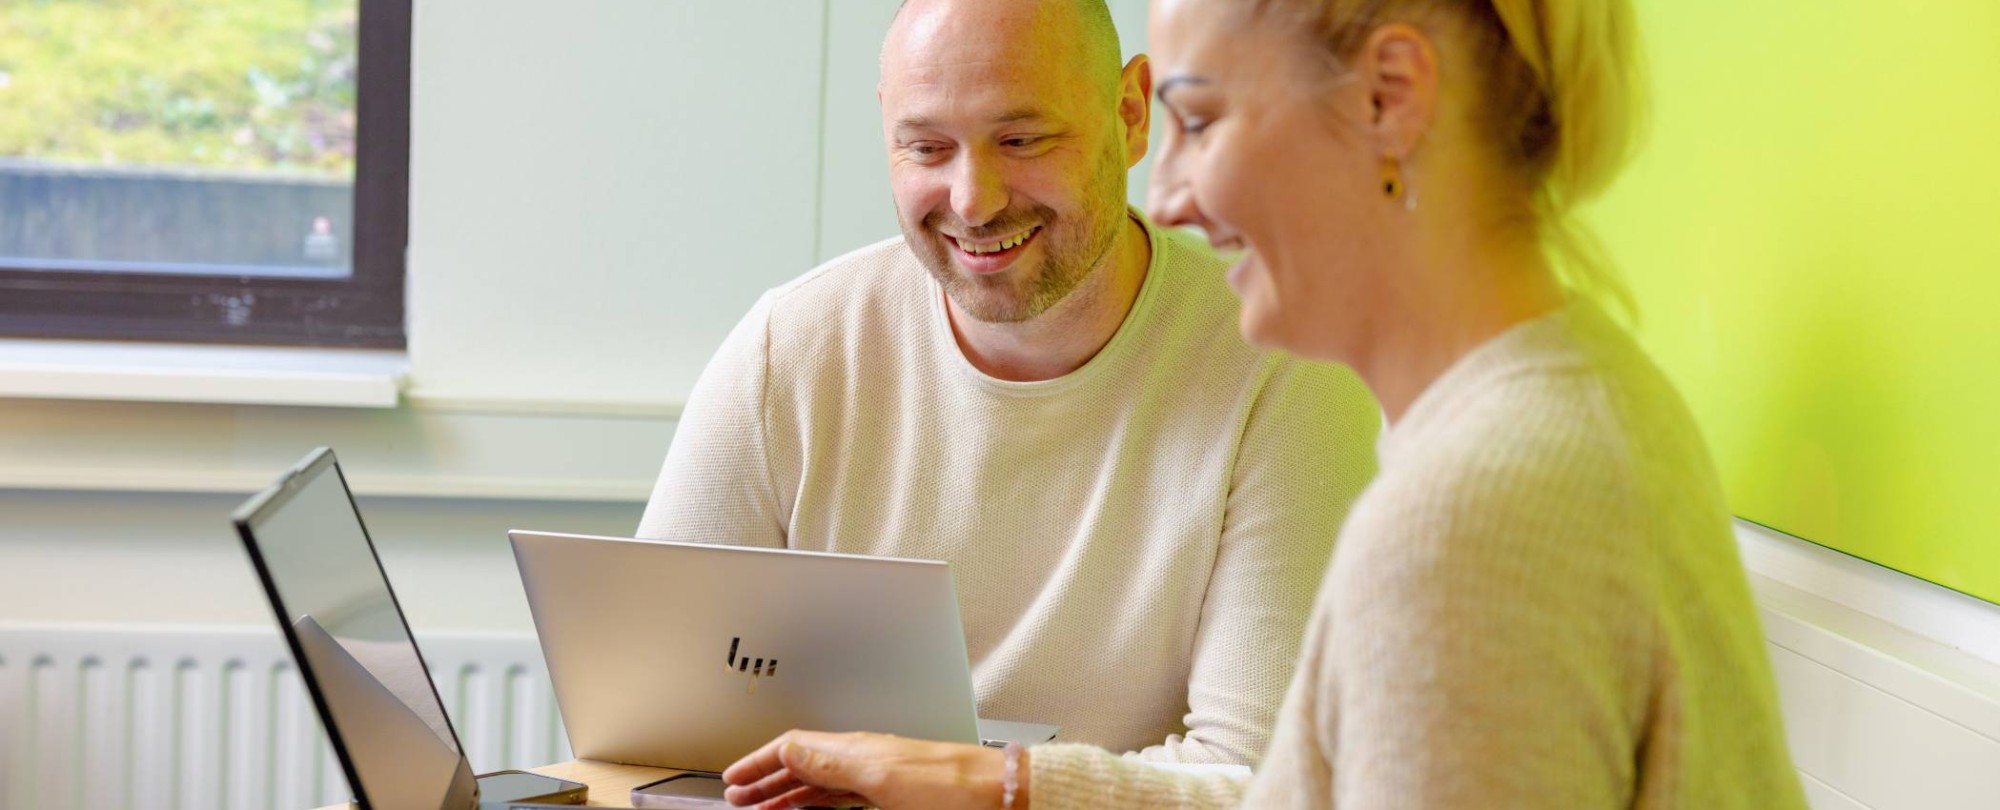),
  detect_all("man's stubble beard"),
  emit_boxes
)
[901,142,1128,325]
